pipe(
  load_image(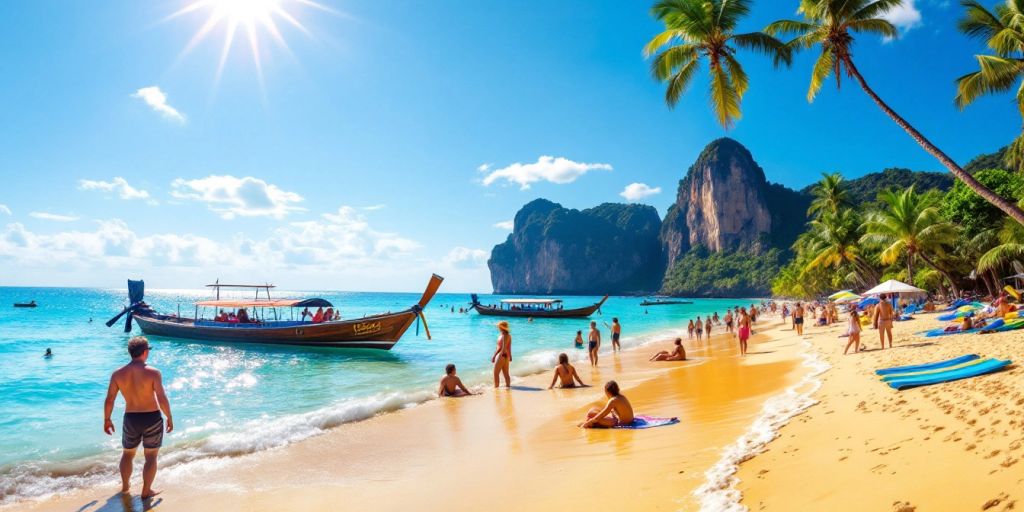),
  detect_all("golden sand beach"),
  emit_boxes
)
[738,313,1023,511]
[18,319,811,512]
